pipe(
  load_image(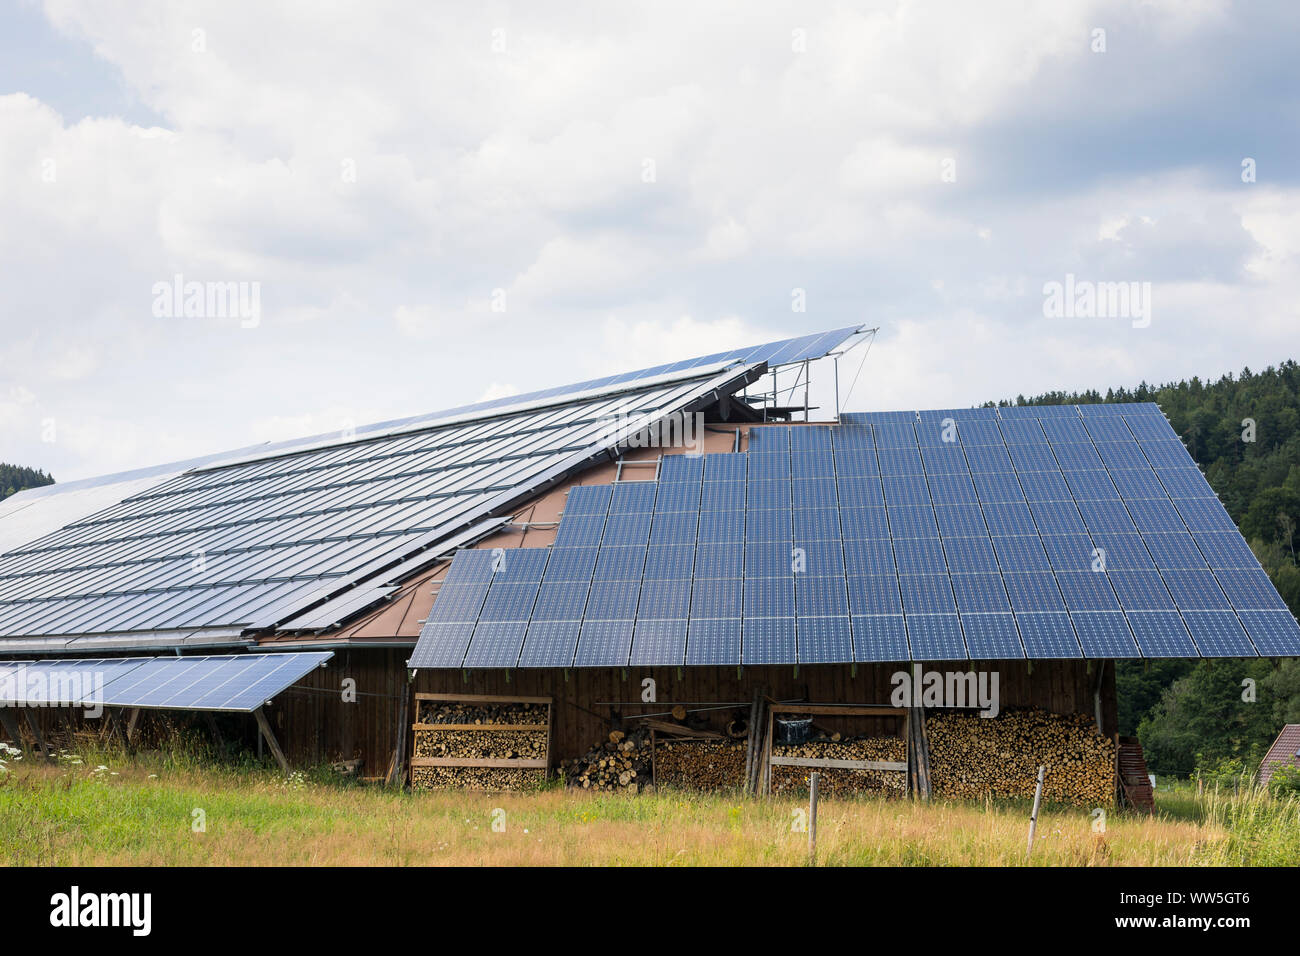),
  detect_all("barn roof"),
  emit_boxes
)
[0,327,864,654]
[409,403,1300,668]
[1257,724,1300,785]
